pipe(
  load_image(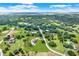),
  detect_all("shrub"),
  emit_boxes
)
[67,50,76,56]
